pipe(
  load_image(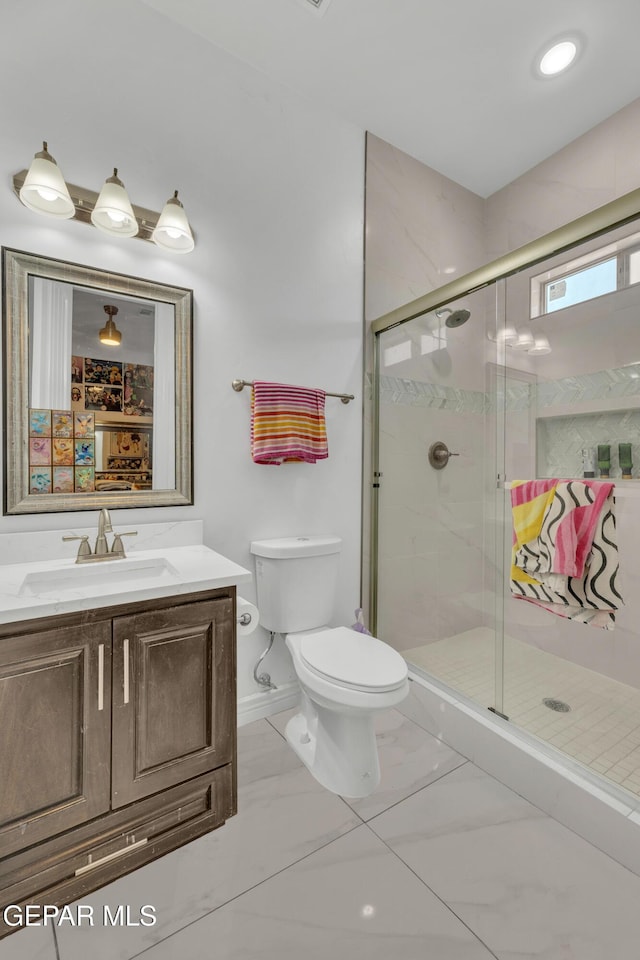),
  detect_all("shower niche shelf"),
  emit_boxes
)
[536,407,640,481]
